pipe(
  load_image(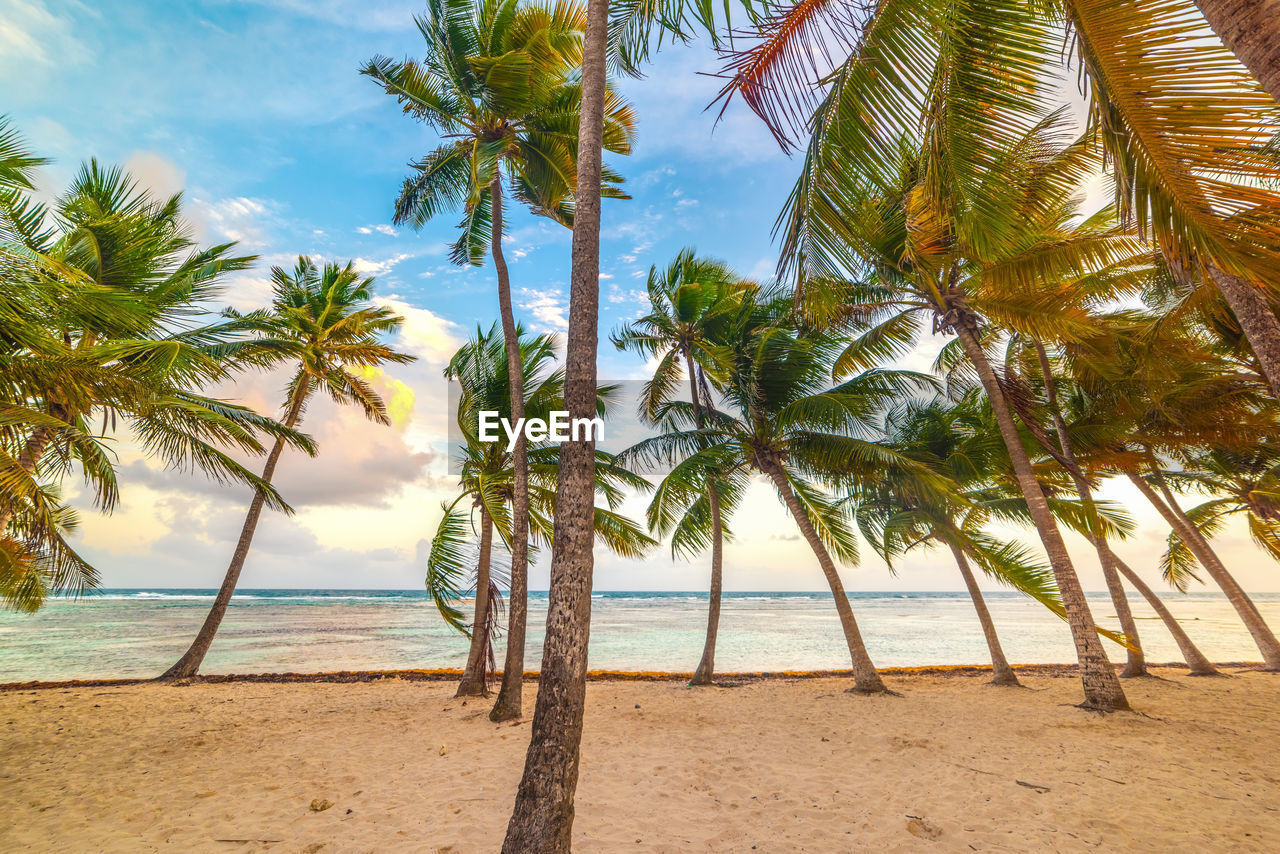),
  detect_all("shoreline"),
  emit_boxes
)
[2,660,1266,691]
